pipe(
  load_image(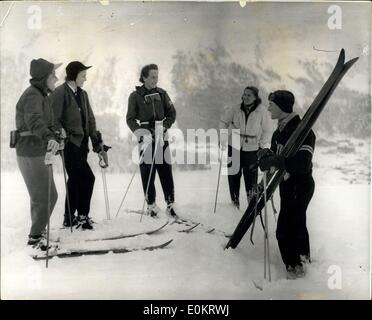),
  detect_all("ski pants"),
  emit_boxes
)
[139,140,174,205]
[63,142,95,218]
[276,175,315,268]
[17,156,58,237]
[227,145,258,203]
